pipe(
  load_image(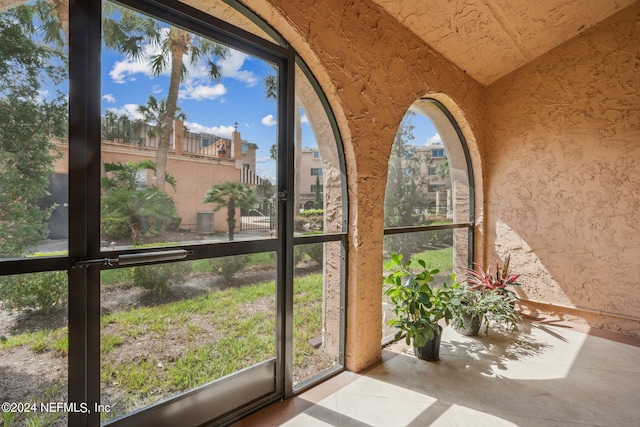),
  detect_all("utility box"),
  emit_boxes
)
[197,212,215,234]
